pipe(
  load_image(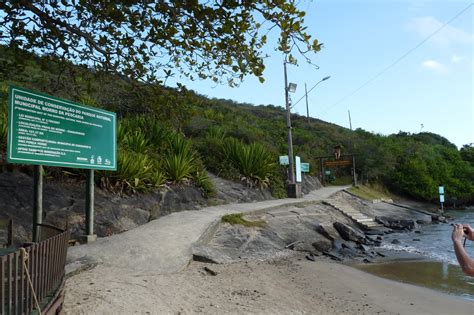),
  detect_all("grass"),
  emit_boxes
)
[348,184,394,201]
[221,213,266,228]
